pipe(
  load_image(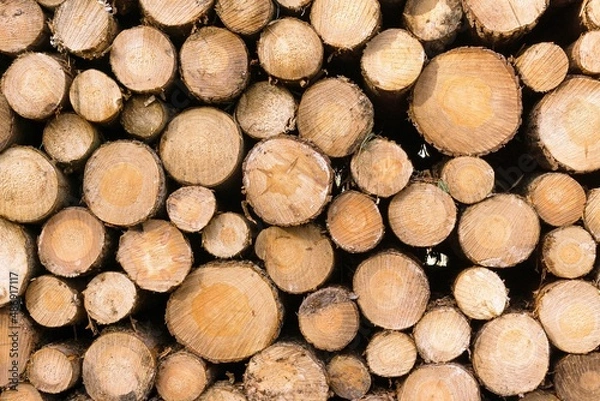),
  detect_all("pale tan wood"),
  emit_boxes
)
[327,354,371,400]
[243,135,333,226]
[357,390,395,401]
[37,0,67,9]
[83,140,166,227]
[350,137,413,198]
[0,146,69,224]
[528,76,600,172]
[410,47,522,156]
[180,27,249,104]
[525,172,586,227]
[166,186,217,233]
[243,342,328,401]
[402,0,463,54]
[160,107,243,187]
[83,271,138,325]
[0,383,46,400]
[327,191,384,253]
[275,0,312,13]
[567,30,600,75]
[397,363,480,401]
[541,225,596,278]
[439,156,494,204]
[581,0,600,30]
[0,0,47,55]
[298,287,360,351]
[38,207,109,278]
[536,279,600,353]
[353,250,429,330]
[458,194,540,267]
[42,113,101,170]
[388,182,457,247]
[120,95,169,142]
[51,0,117,59]
[0,93,21,153]
[235,81,296,140]
[156,349,214,401]
[0,309,37,388]
[365,330,416,377]
[27,342,82,394]
[453,266,508,320]
[82,330,157,401]
[1,53,71,120]
[24,275,84,327]
[0,218,35,307]
[584,187,600,241]
[110,26,176,93]
[70,69,122,124]
[202,212,253,259]
[413,306,471,363]
[472,312,549,396]
[254,224,334,294]
[521,391,561,401]
[199,382,247,401]
[166,261,283,363]
[297,77,374,158]
[554,352,600,401]
[215,0,274,36]
[310,0,381,52]
[139,0,213,33]
[258,18,323,84]
[514,42,569,93]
